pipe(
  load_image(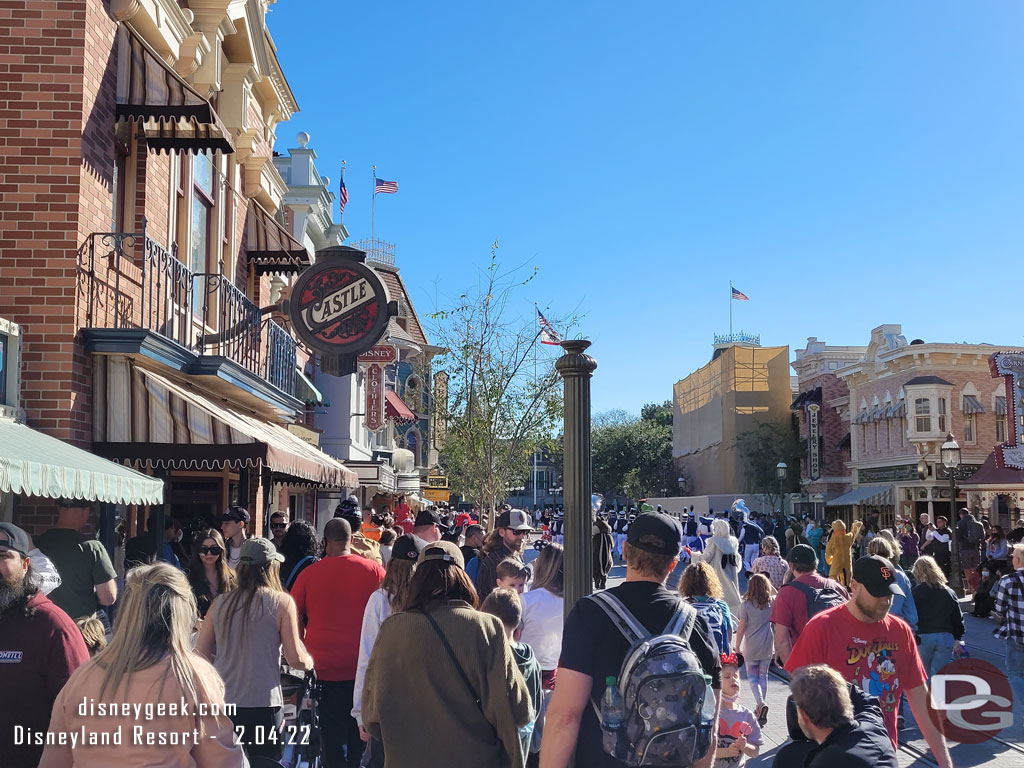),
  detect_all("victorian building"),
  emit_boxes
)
[831,324,1023,527]
[0,0,357,542]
